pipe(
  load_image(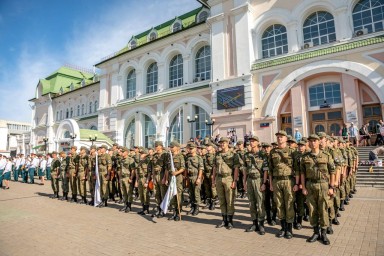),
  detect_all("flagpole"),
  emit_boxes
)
[176,187,181,221]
